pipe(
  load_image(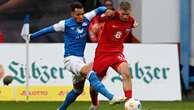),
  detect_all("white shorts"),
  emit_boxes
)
[64,56,86,84]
